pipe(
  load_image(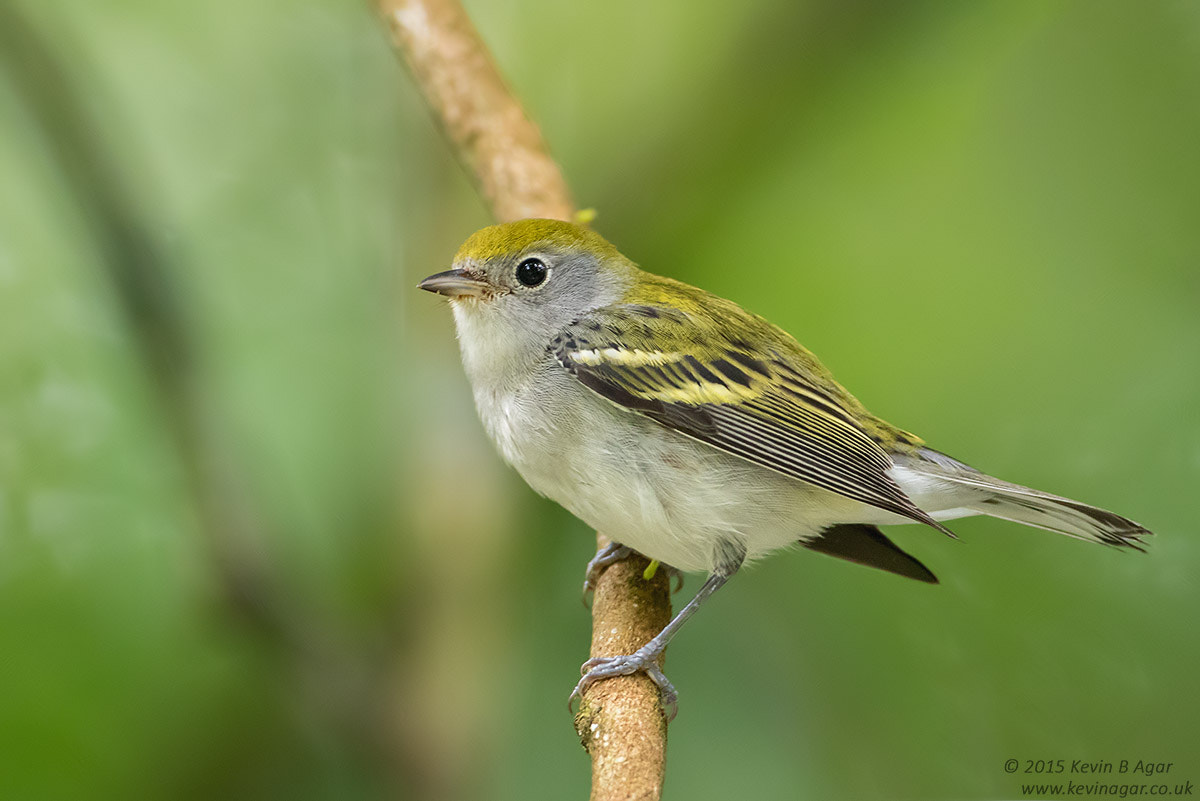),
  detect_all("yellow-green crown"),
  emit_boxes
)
[454,219,620,264]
